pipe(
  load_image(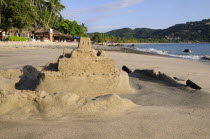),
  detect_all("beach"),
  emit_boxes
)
[1,42,210,92]
[0,42,210,138]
